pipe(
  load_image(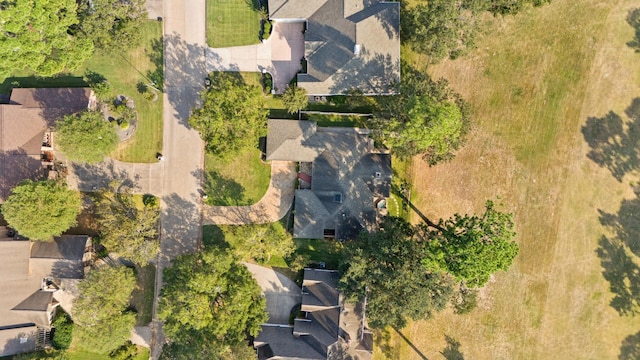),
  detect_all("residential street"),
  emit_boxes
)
[150,0,207,358]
